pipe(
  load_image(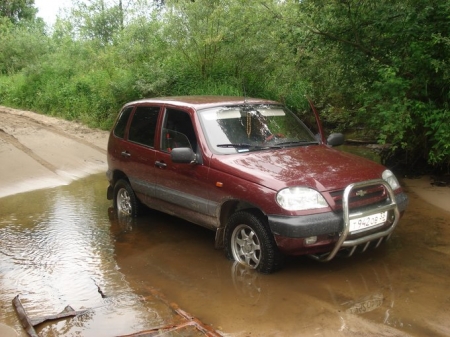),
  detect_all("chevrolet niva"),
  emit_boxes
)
[106,96,408,273]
